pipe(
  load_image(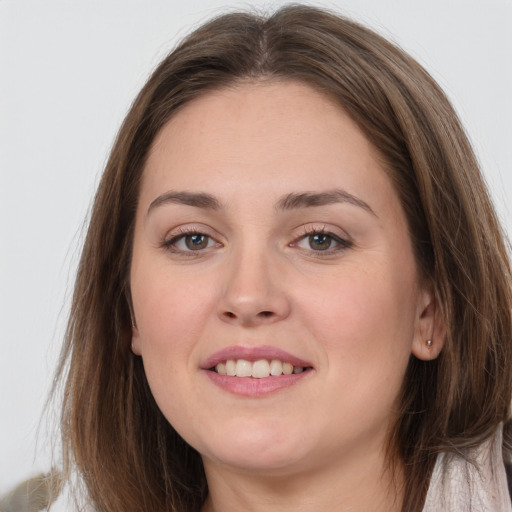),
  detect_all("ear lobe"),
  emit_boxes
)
[411,287,446,361]
[131,324,142,355]
[127,294,142,355]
